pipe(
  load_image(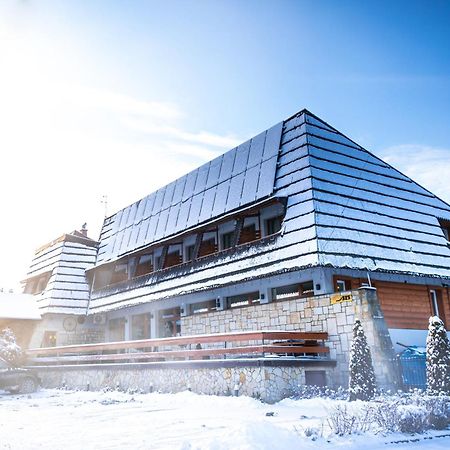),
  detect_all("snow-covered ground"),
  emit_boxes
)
[0,389,449,450]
